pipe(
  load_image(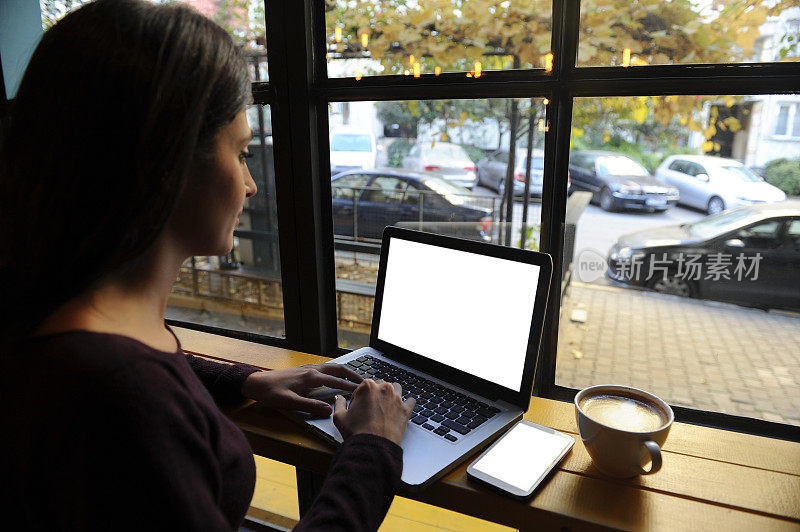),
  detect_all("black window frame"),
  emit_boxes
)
[3,0,797,441]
